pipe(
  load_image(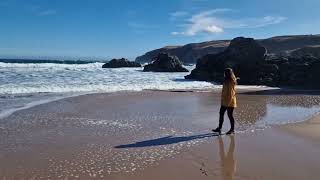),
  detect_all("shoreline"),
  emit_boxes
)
[1,86,319,127]
[0,87,259,120]
[1,89,320,179]
[0,86,291,120]
[0,92,91,119]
